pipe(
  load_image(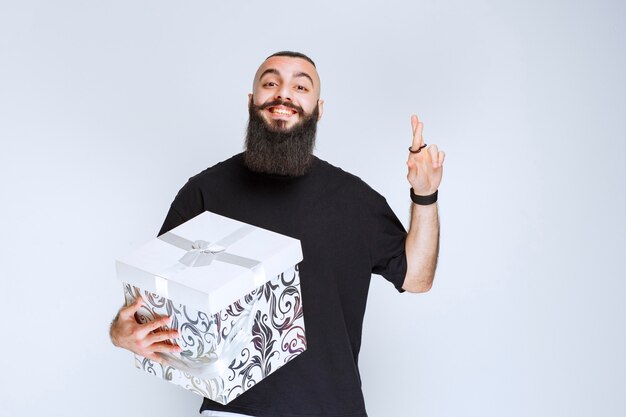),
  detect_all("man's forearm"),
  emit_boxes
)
[403,202,440,293]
